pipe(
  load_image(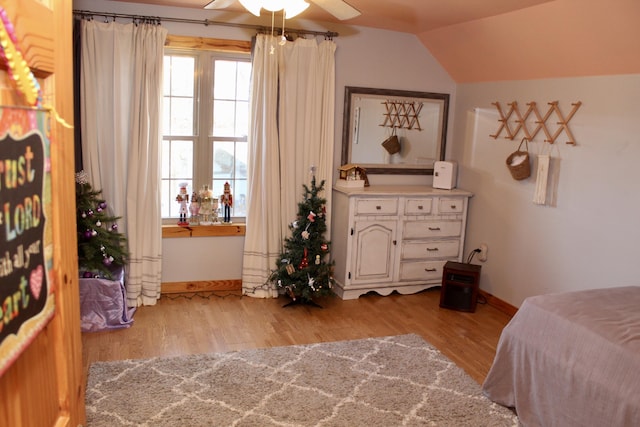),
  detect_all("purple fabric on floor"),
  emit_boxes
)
[79,268,135,332]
